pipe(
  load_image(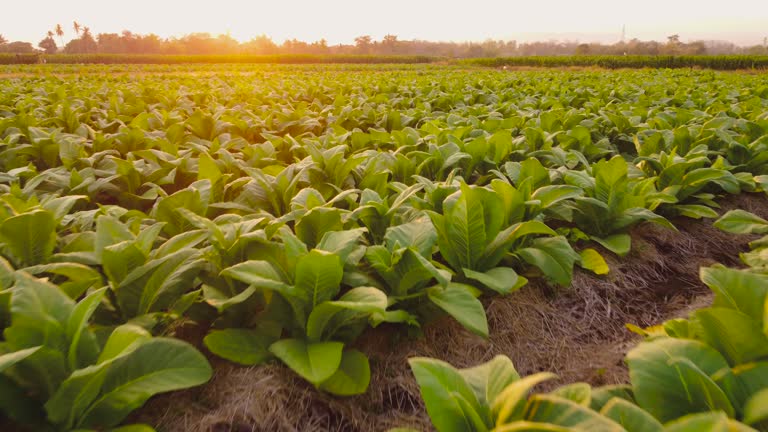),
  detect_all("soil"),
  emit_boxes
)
[70,194,768,431]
